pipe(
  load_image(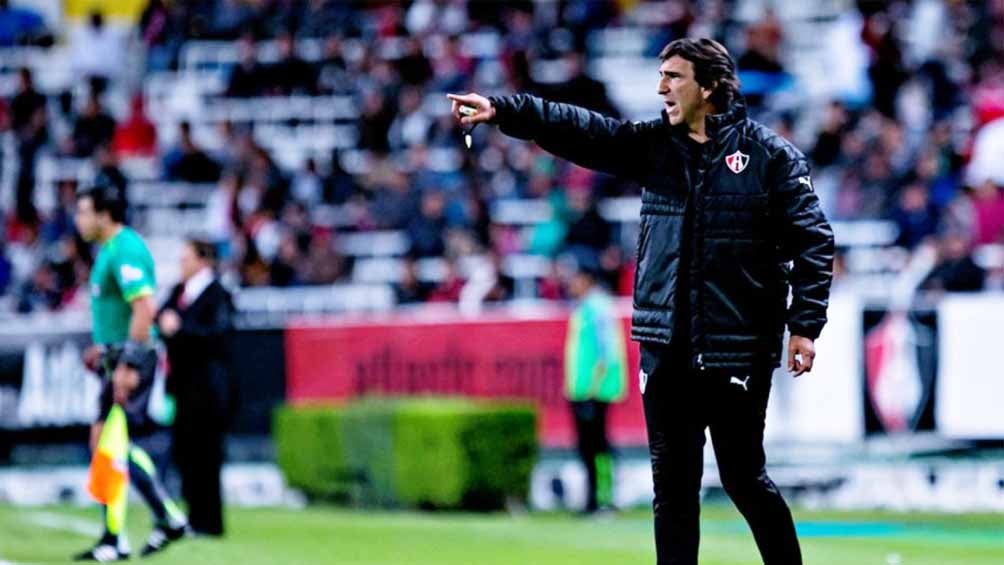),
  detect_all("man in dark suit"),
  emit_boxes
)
[157,238,235,537]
